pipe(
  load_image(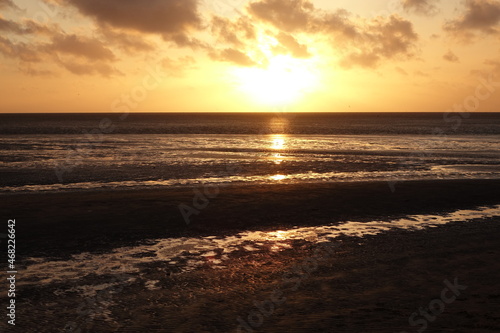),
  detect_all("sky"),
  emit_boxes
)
[1,0,500,113]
